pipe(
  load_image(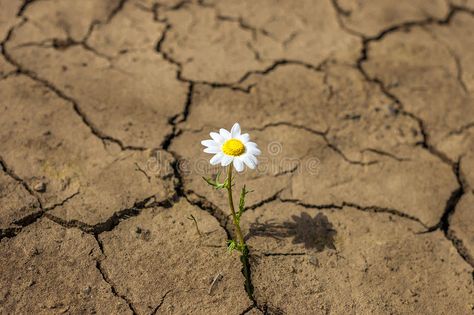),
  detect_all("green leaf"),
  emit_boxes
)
[227,240,237,253]
[202,170,226,189]
[237,185,252,220]
[202,176,216,186]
